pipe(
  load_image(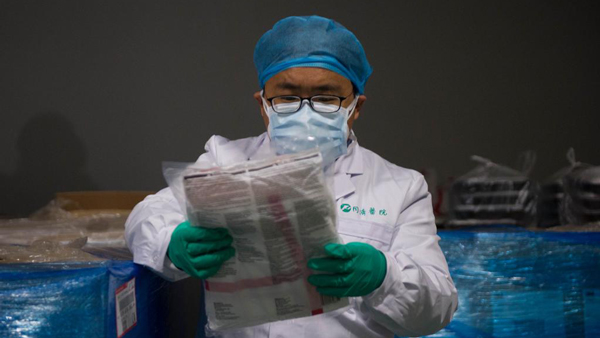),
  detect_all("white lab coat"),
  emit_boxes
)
[125,132,458,338]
